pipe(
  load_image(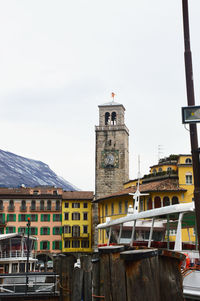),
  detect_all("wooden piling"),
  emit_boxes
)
[71,267,84,301]
[81,255,92,301]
